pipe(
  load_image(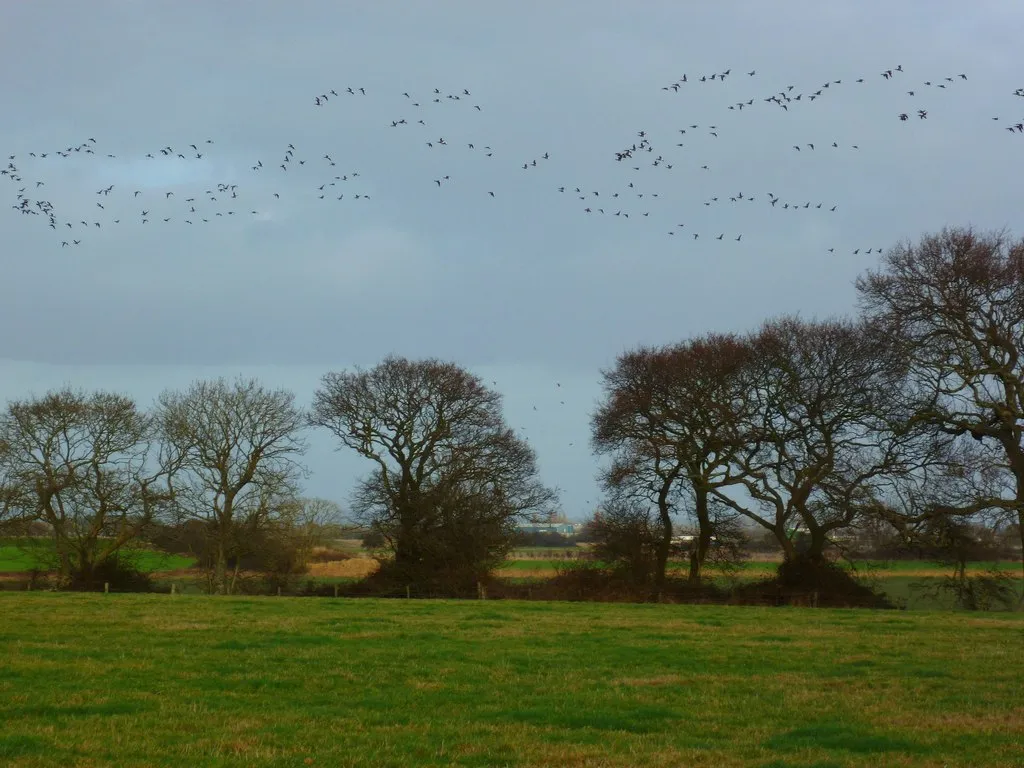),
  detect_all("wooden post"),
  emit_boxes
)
[170,583,176,596]
[334,584,339,598]
[406,585,411,599]
[813,590,819,608]
[26,582,31,592]
[104,582,109,594]
[277,586,282,597]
